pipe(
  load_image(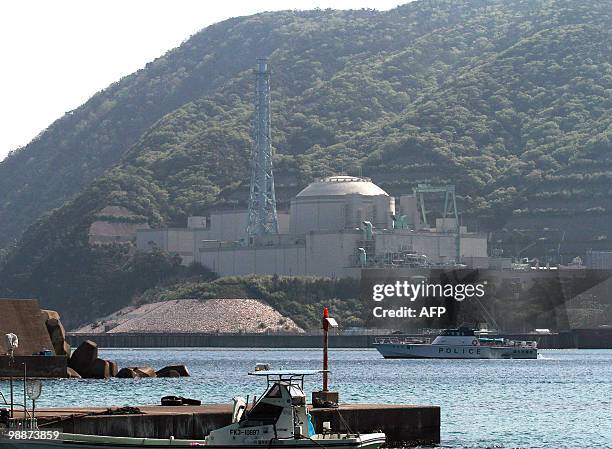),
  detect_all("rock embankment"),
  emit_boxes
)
[67,340,190,379]
[41,309,70,356]
[42,309,190,379]
[73,298,304,334]
[68,340,190,379]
